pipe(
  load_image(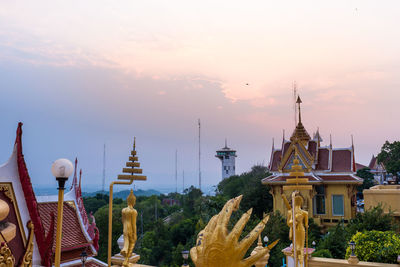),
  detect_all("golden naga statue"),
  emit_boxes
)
[120,189,138,266]
[283,193,308,267]
[190,195,271,267]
